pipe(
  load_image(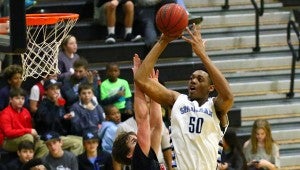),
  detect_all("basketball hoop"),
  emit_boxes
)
[0,13,79,80]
